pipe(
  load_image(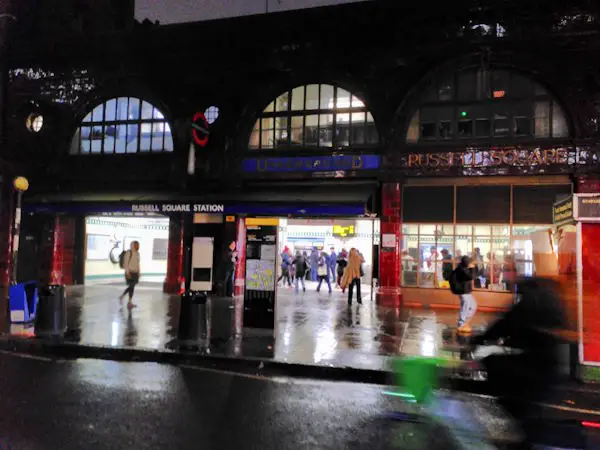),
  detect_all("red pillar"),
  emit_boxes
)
[163,216,184,294]
[376,182,402,308]
[0,181,14,322]
[49,216,76,285]
[234,217,246,296]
